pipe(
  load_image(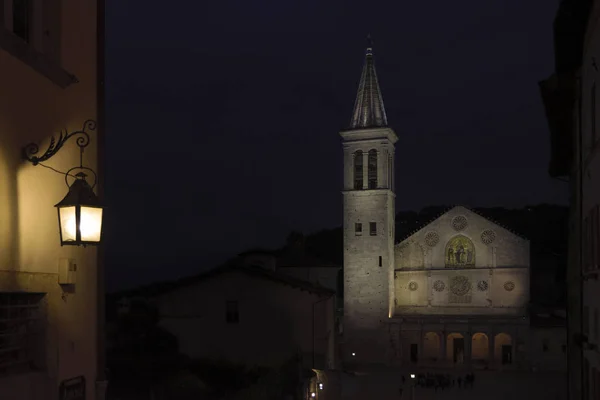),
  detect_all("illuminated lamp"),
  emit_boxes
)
[23,120,103,246]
